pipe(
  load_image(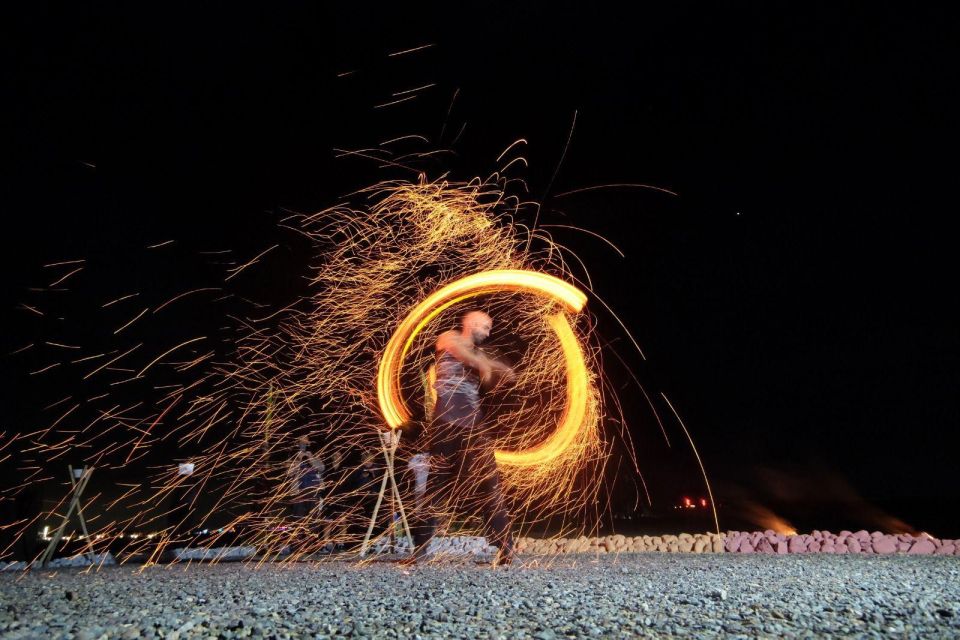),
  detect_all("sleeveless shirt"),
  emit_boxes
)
[433,350,481,428]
